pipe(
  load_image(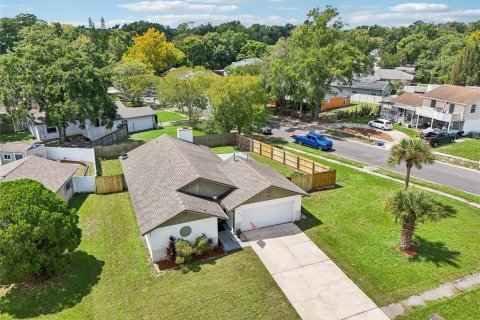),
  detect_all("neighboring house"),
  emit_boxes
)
[395,66,416,75]
[0,155,77,201]
[121,132,307,262]
[374,68,414,85]
[0,142,46,165]
[334,78,392,97]
[320,88,351,112]
[27,100,156,142]
[381,92,424,125]
[416,84,480,131]
[229,58,263,68]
